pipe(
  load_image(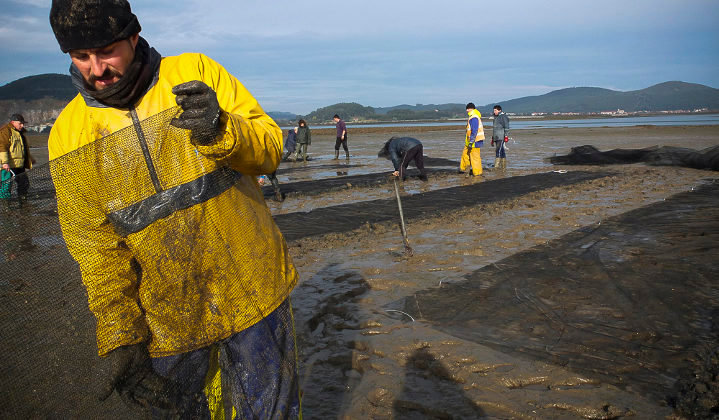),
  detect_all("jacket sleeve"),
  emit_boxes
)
[307,128,311,145]
[468,117,479,142]
[503,115,510,137]
[191,54,283,176]
[0,126,10,165]
[50,152,149,356]
[389,143,401,170]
